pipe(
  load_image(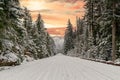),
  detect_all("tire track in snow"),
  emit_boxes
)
[79,59,119,80]
[70,58,114,80]
[0,54,120,80]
